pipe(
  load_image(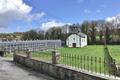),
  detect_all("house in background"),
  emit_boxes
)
[66,33,87,48]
